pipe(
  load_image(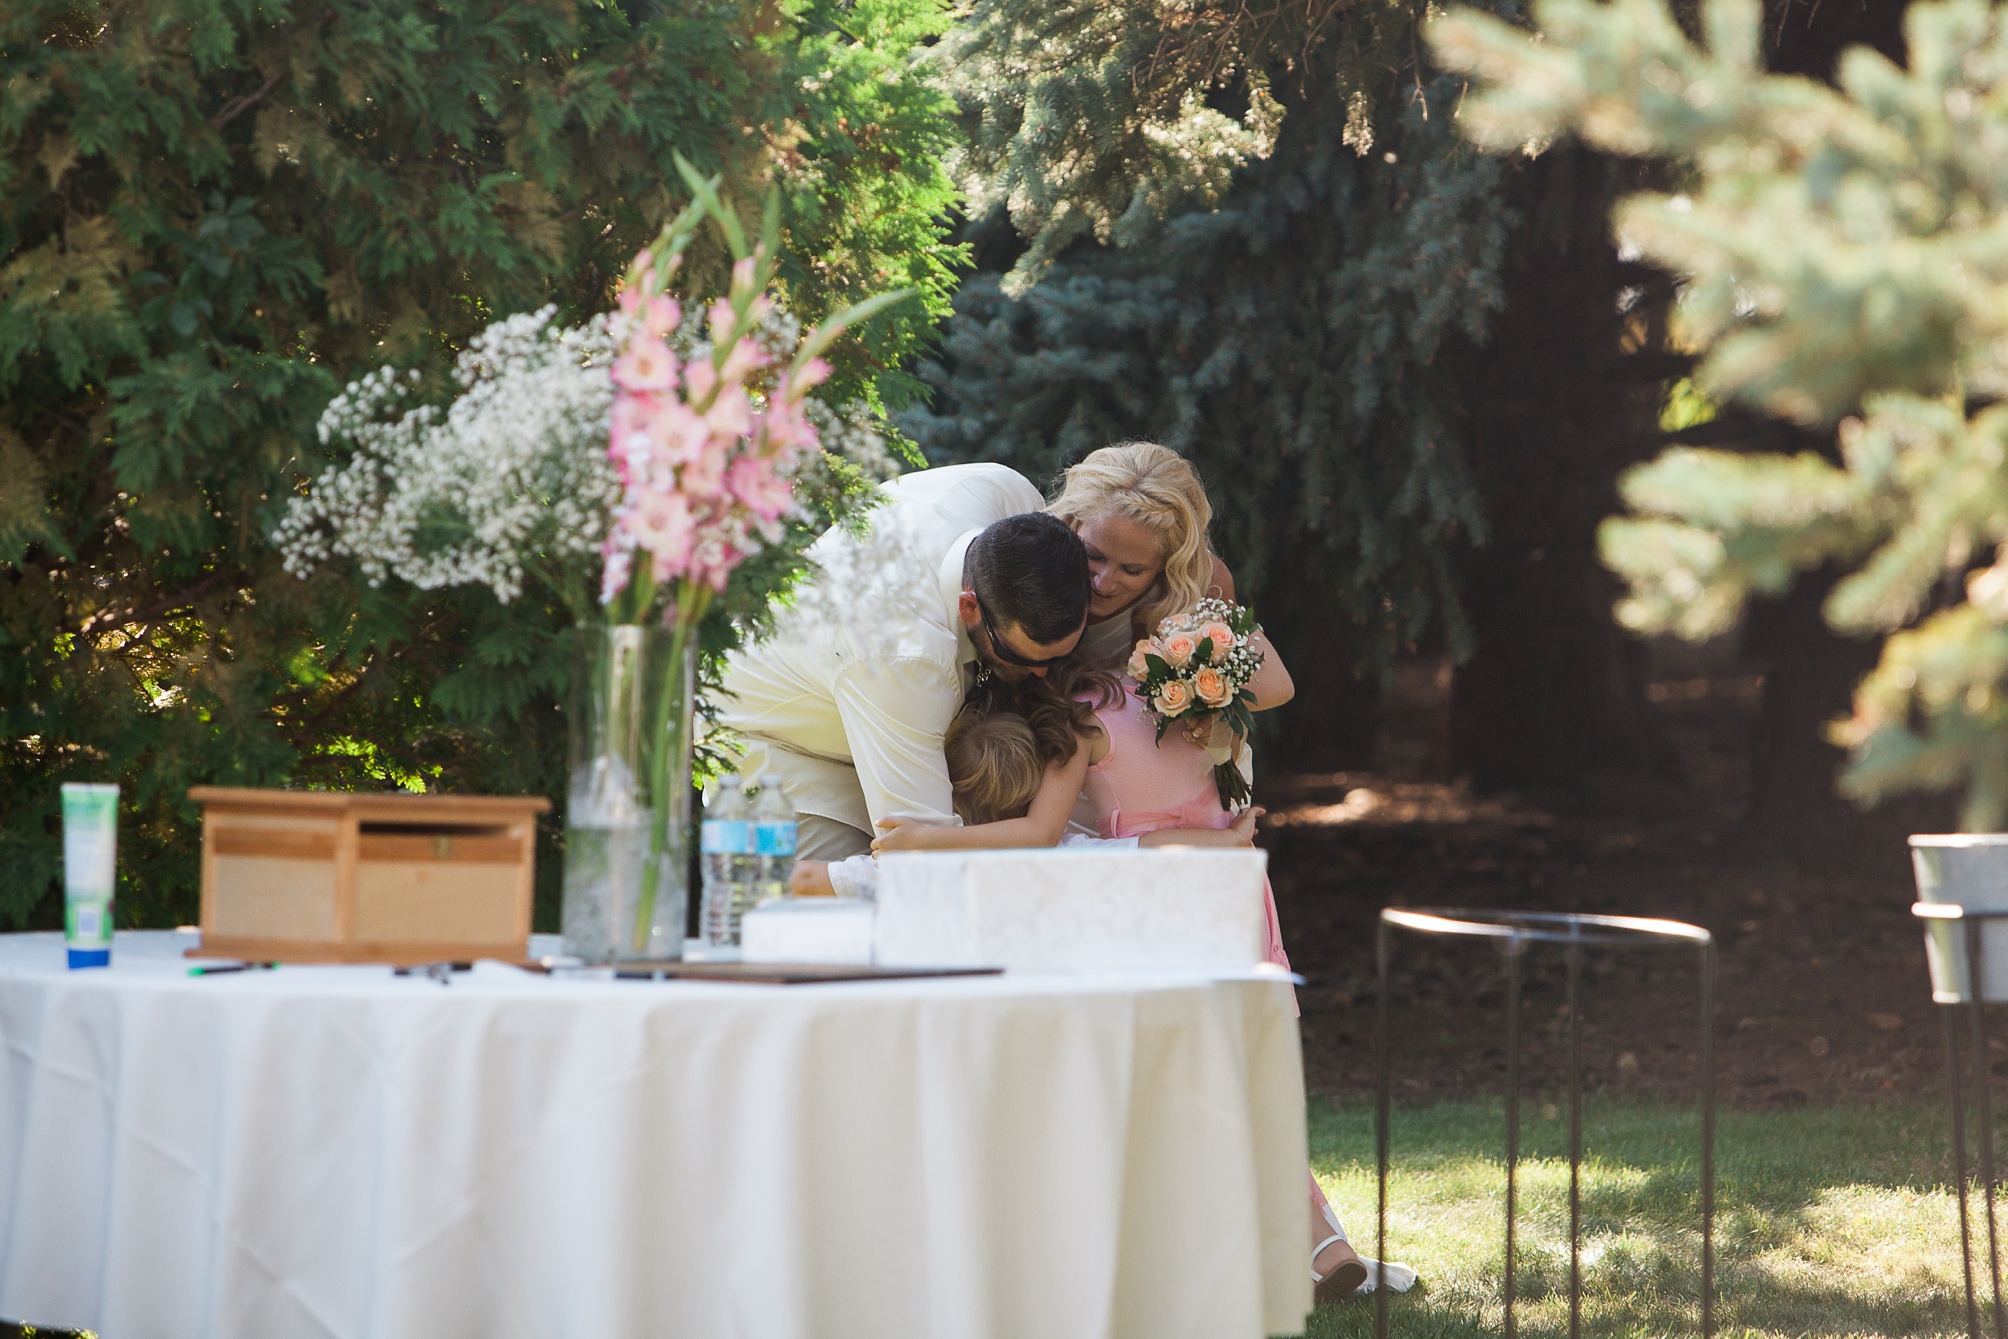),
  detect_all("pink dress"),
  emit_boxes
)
[1080,691,1292,975]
